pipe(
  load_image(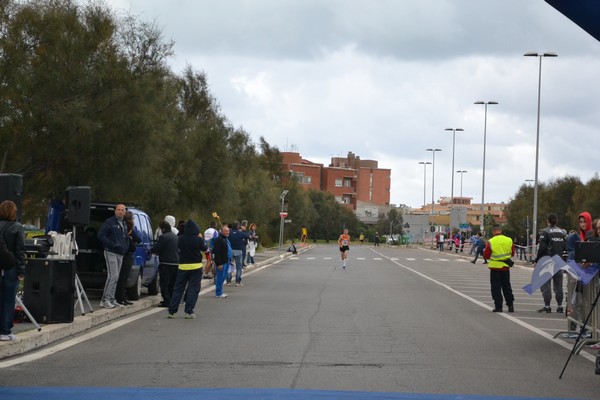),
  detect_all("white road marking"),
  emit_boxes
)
[0,257,284,368]
[370,248,596,364]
